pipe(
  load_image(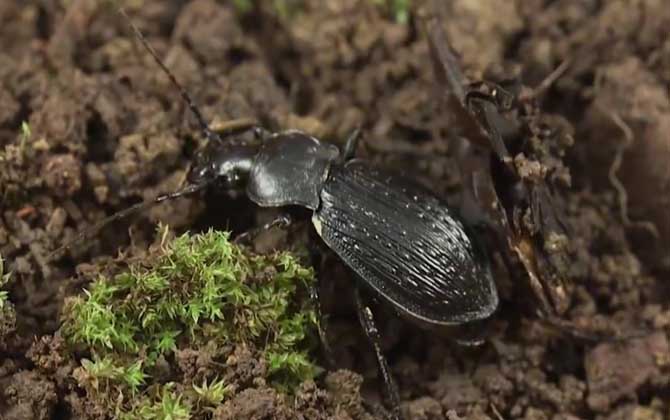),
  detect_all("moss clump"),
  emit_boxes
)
[61,228,318,418]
